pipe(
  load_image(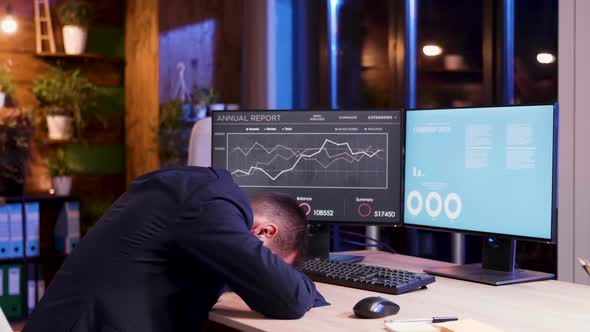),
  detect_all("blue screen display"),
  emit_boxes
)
[404,105,555,240]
